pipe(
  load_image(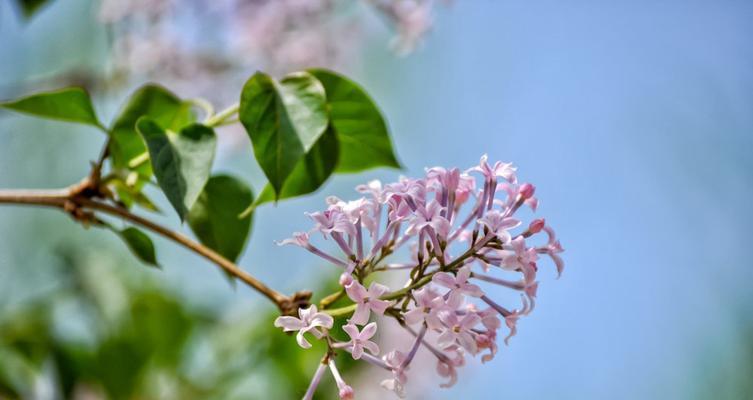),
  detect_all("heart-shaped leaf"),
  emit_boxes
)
[239,71,328,198]
[309,69,400,172]
[109,84,194,179]
[187,175,254,263]
[136,118,216,220]
[251,125,339,208]
[0,87,102,128]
